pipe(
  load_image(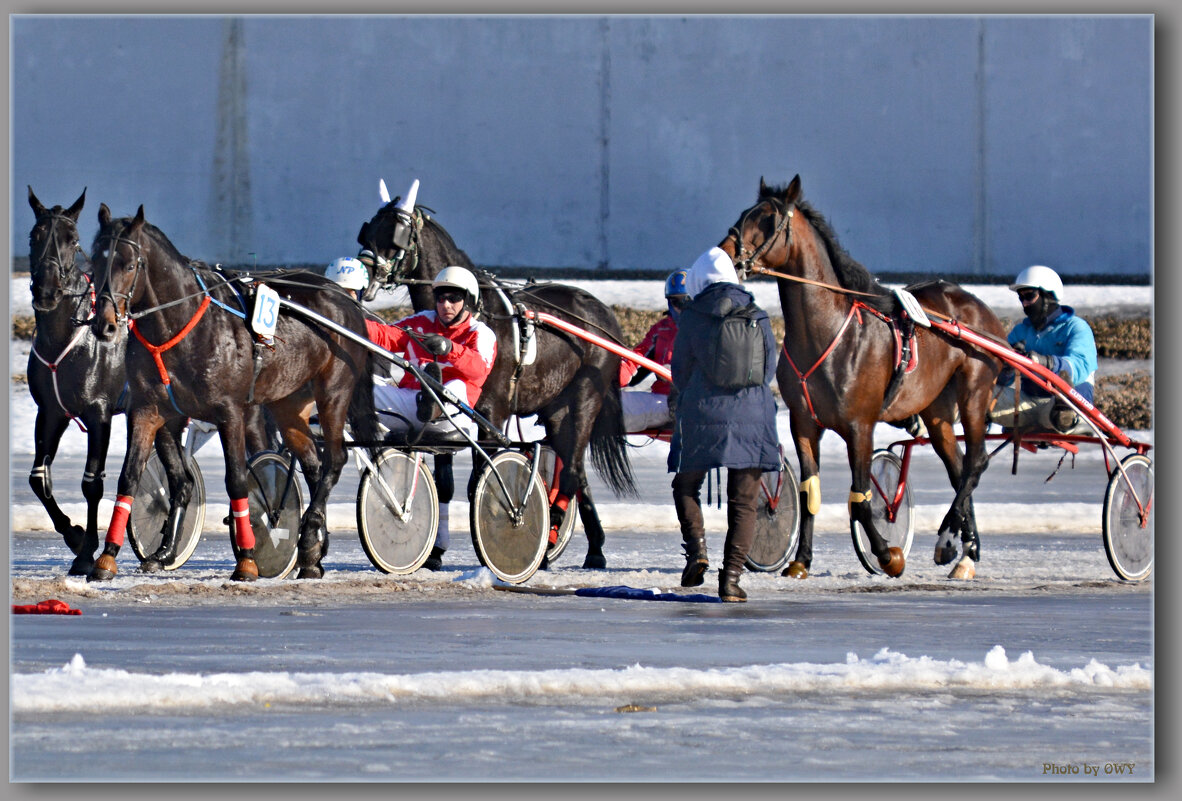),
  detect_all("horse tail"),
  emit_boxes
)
[588,381,639,499]
[347,345,380,459]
